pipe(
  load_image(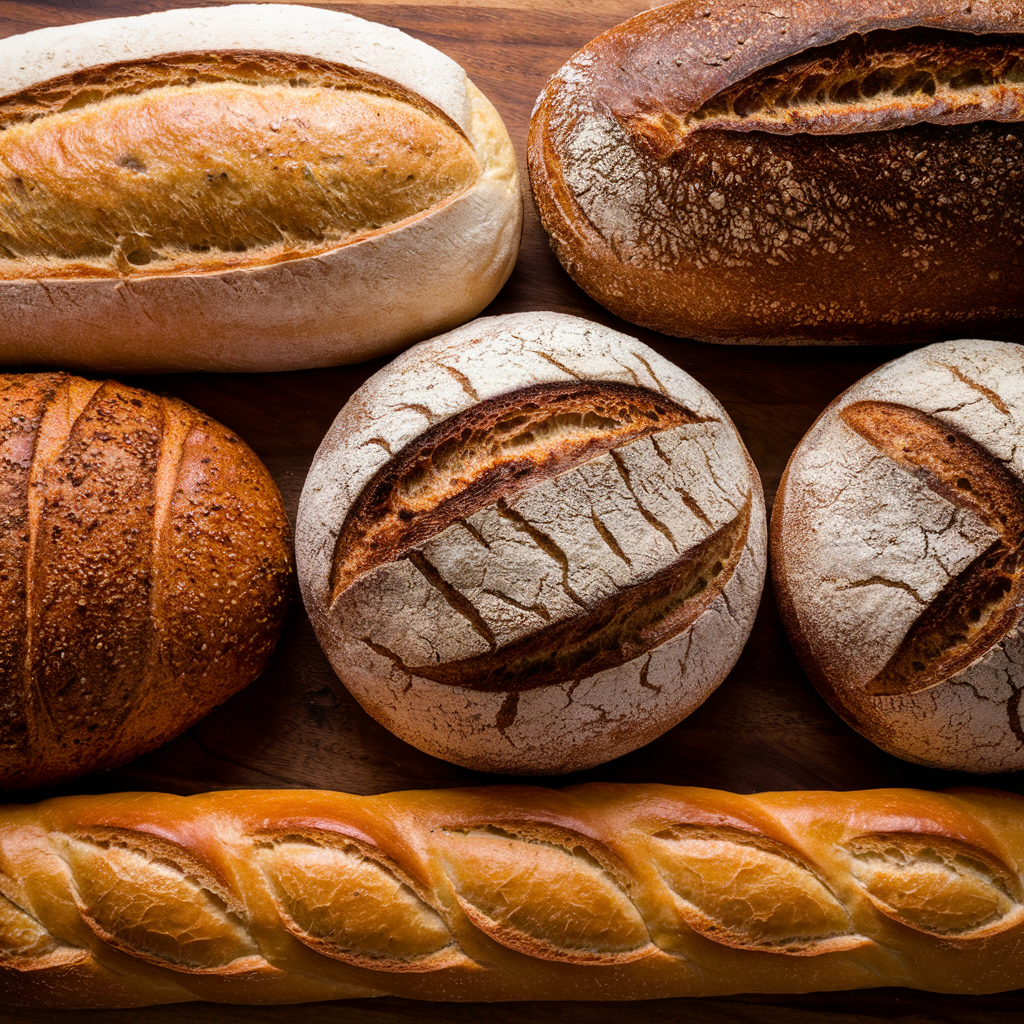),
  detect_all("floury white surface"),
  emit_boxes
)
[774,339,1024,771]
[298,313,766,773]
